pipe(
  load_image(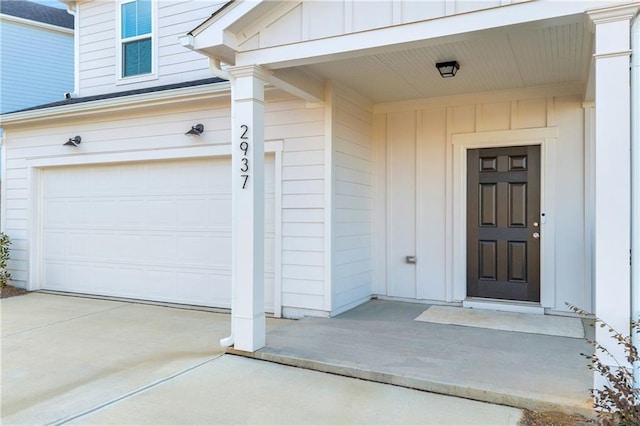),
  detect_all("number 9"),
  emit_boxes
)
[240,141,248,155]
